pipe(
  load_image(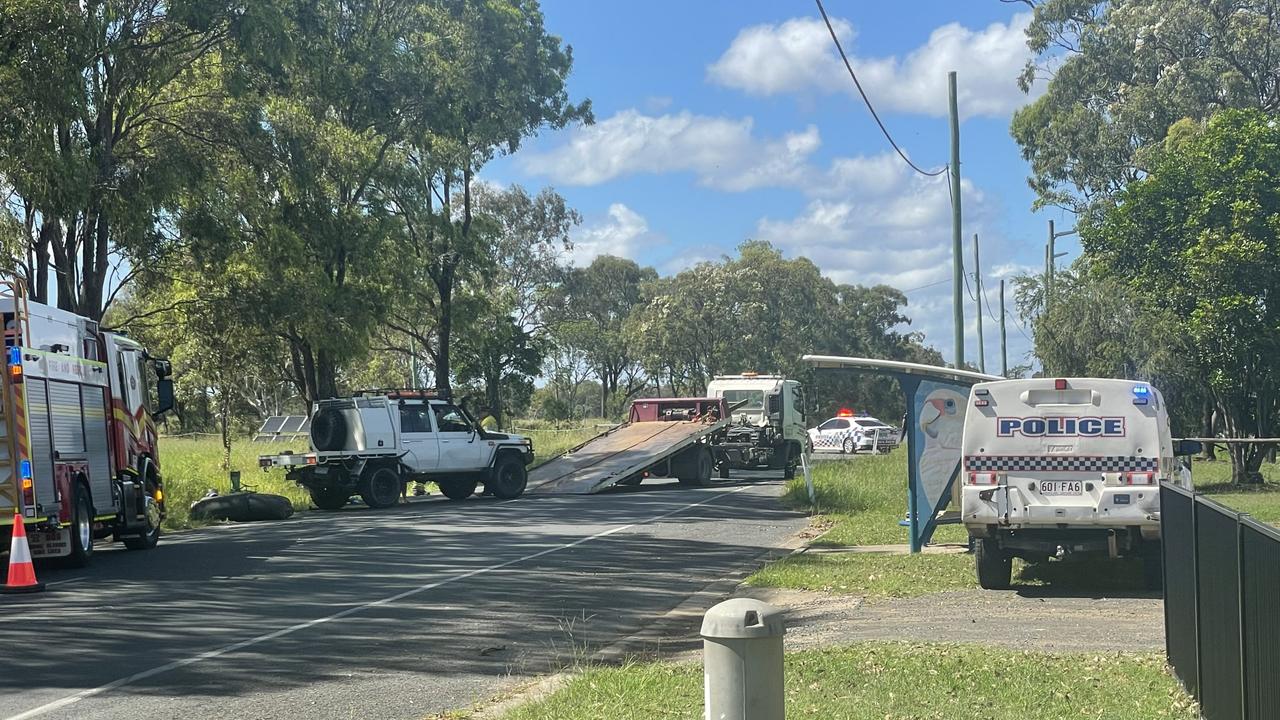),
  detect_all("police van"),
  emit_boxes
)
[960,377,1196,590]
